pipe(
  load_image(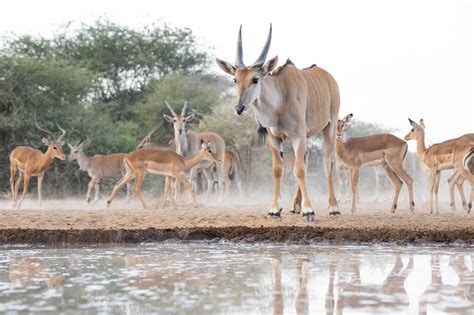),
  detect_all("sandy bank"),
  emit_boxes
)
[0,201,472,245]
